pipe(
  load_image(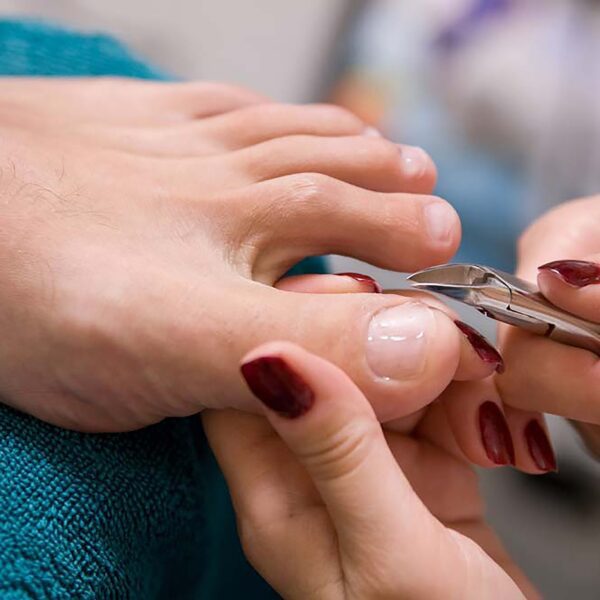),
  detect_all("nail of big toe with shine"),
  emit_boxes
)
[241,356,314,418]
[539,260,600,287]
[366,302,434,381]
